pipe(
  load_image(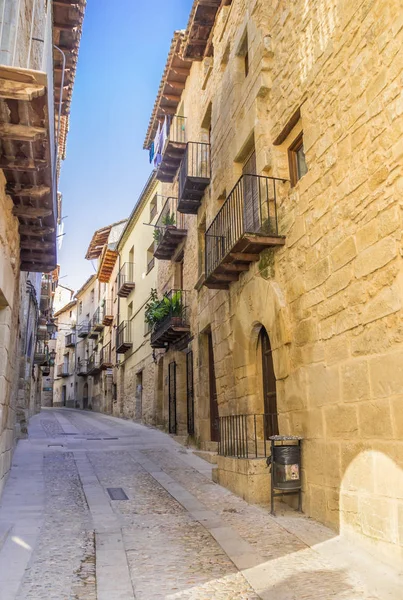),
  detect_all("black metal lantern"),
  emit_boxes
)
[46,320,57,337]
[267,435,303,515]
[48,349,56,366]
